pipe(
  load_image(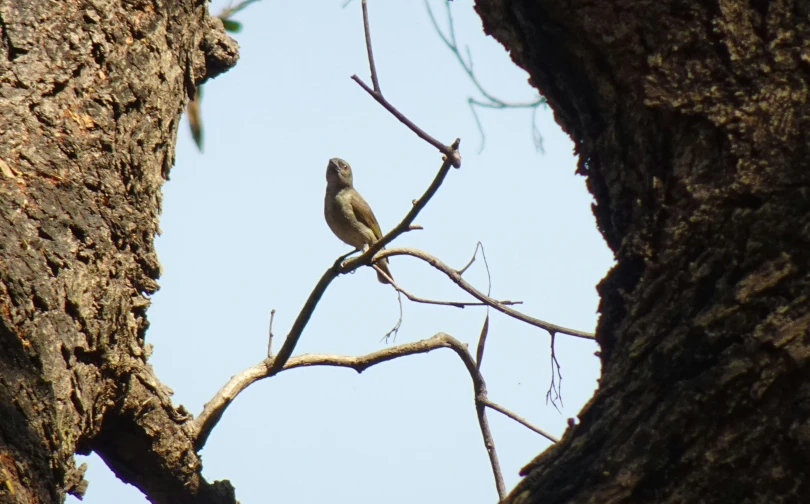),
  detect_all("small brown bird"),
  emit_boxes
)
[324,158,393,284]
